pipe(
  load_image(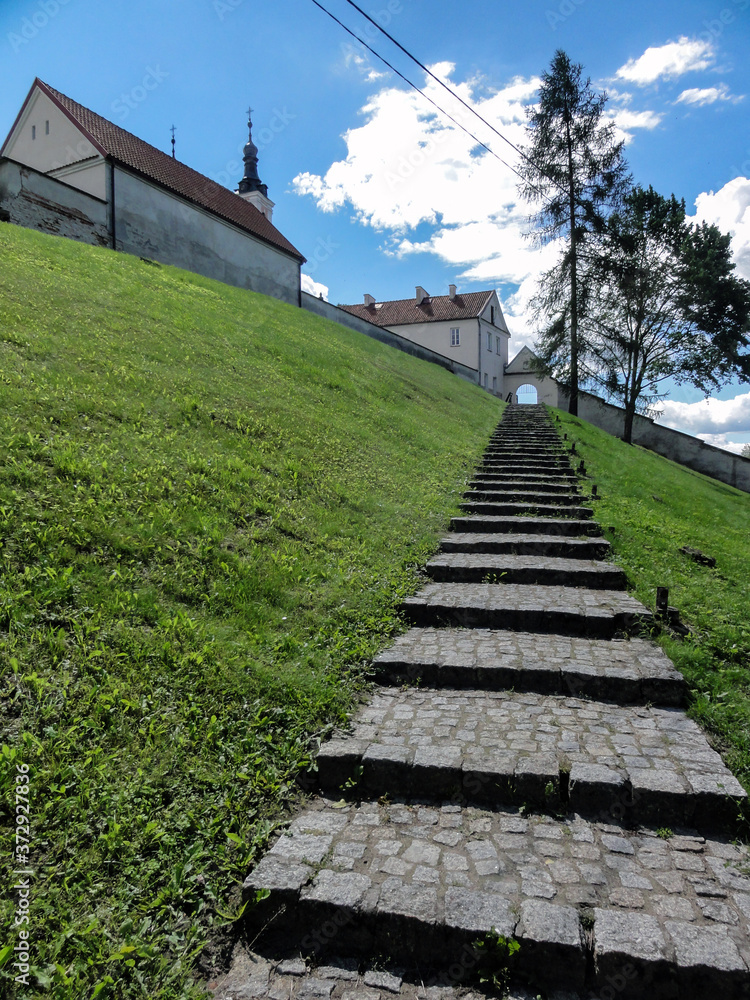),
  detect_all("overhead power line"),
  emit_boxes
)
[309,0,531,187]
[341,0,567,196]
